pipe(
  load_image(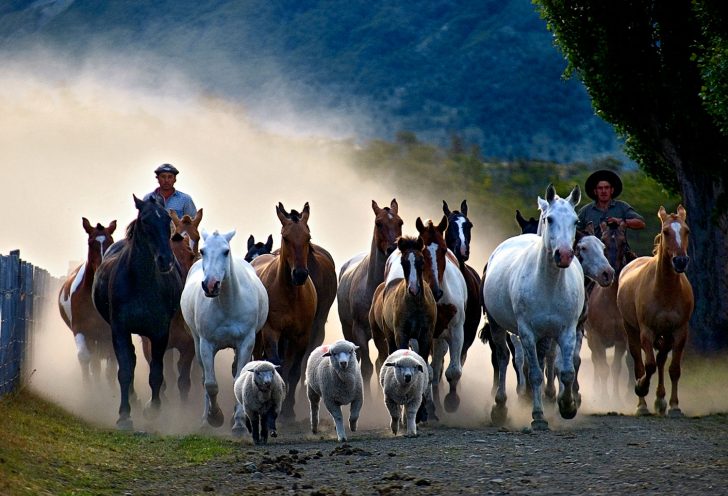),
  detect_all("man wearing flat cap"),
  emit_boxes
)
[143,163,197,218]
[577,169,645,240]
